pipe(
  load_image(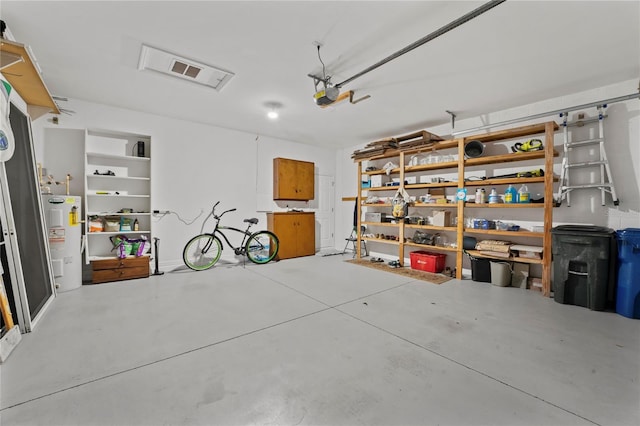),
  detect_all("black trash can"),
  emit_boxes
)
[470,257,491,283]
[552,225,617,311]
